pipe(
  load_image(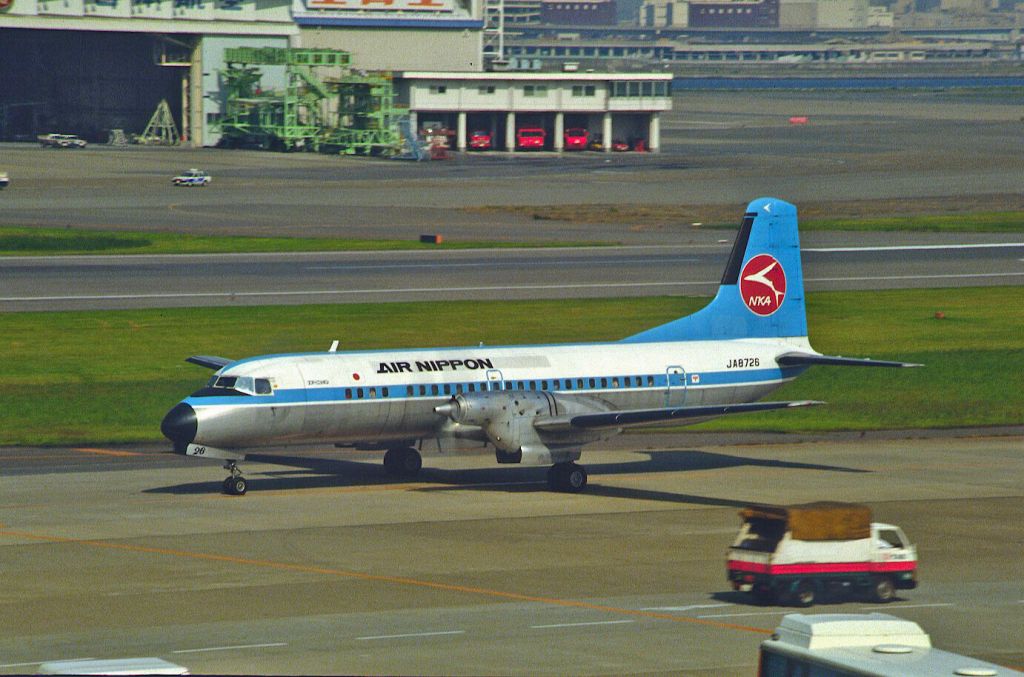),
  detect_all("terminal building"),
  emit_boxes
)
[0,0,671,151]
